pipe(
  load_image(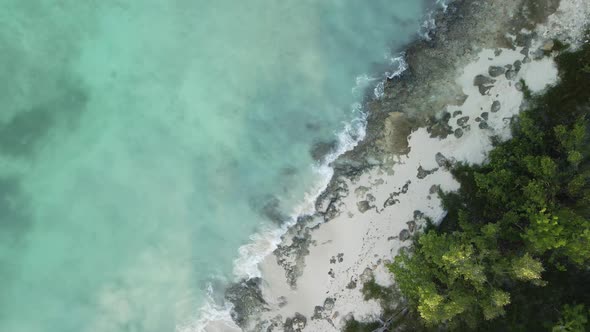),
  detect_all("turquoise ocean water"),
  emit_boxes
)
[0,1,432,331]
